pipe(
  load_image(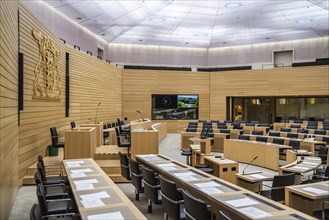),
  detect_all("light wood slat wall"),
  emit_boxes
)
[66,46,122,128]
[0,1,19,219]
[122,70,210,133]
[18,4,66,180]
[210,66,329,120]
